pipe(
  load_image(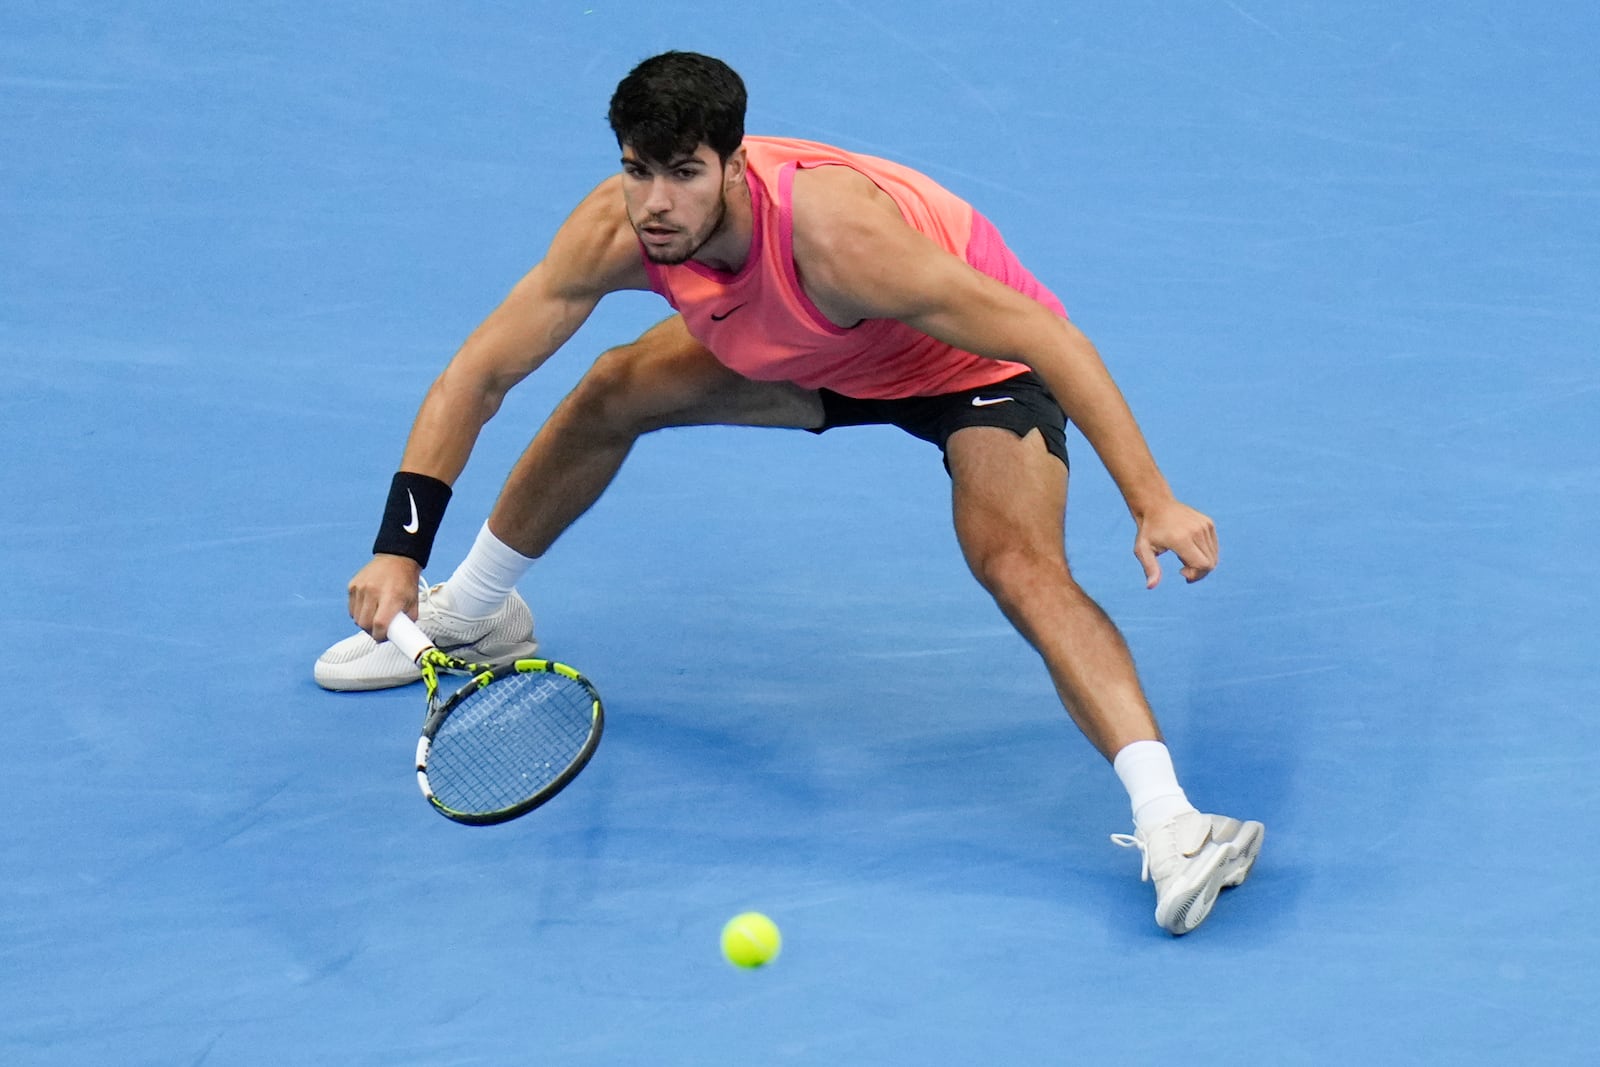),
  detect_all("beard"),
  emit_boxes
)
[638,192,728,266]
